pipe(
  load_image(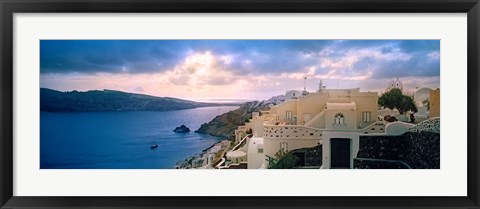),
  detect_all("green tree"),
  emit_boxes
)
[266,149,299,169]
[378,88,418,115]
